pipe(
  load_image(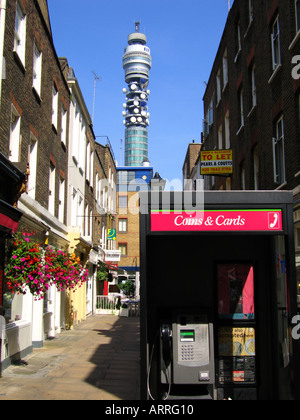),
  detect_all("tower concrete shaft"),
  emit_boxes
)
[122,22,152,167]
